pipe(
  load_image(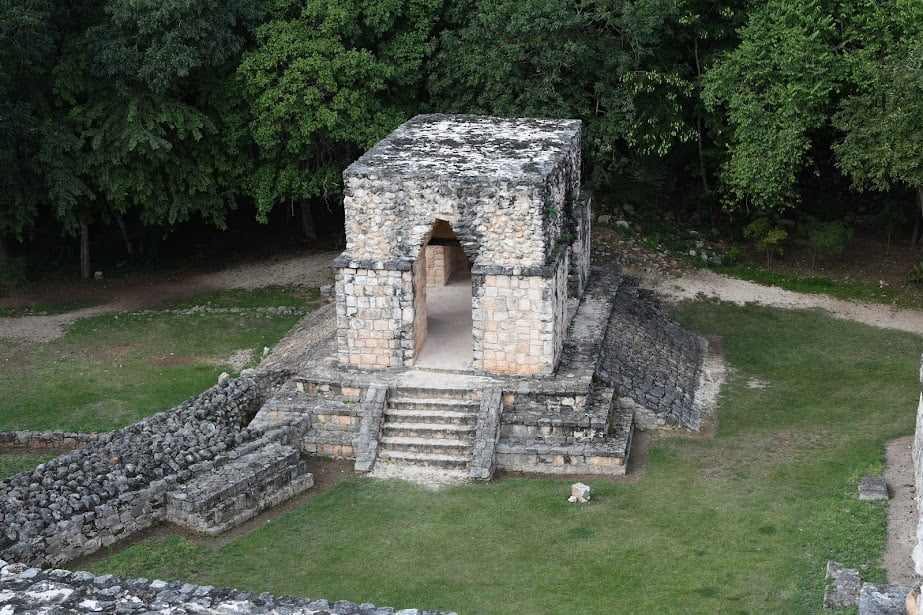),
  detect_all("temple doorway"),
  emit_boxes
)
[414,221,473,370]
